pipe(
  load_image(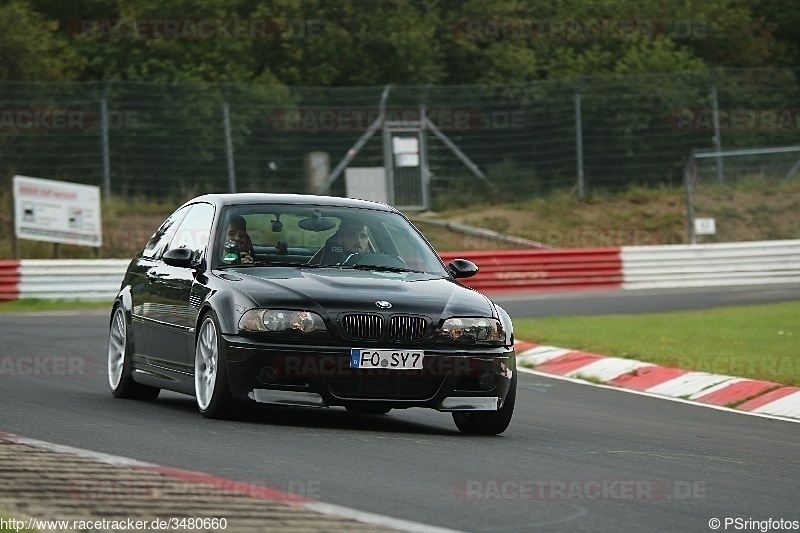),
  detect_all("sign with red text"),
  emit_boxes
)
[13,175,102,247]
